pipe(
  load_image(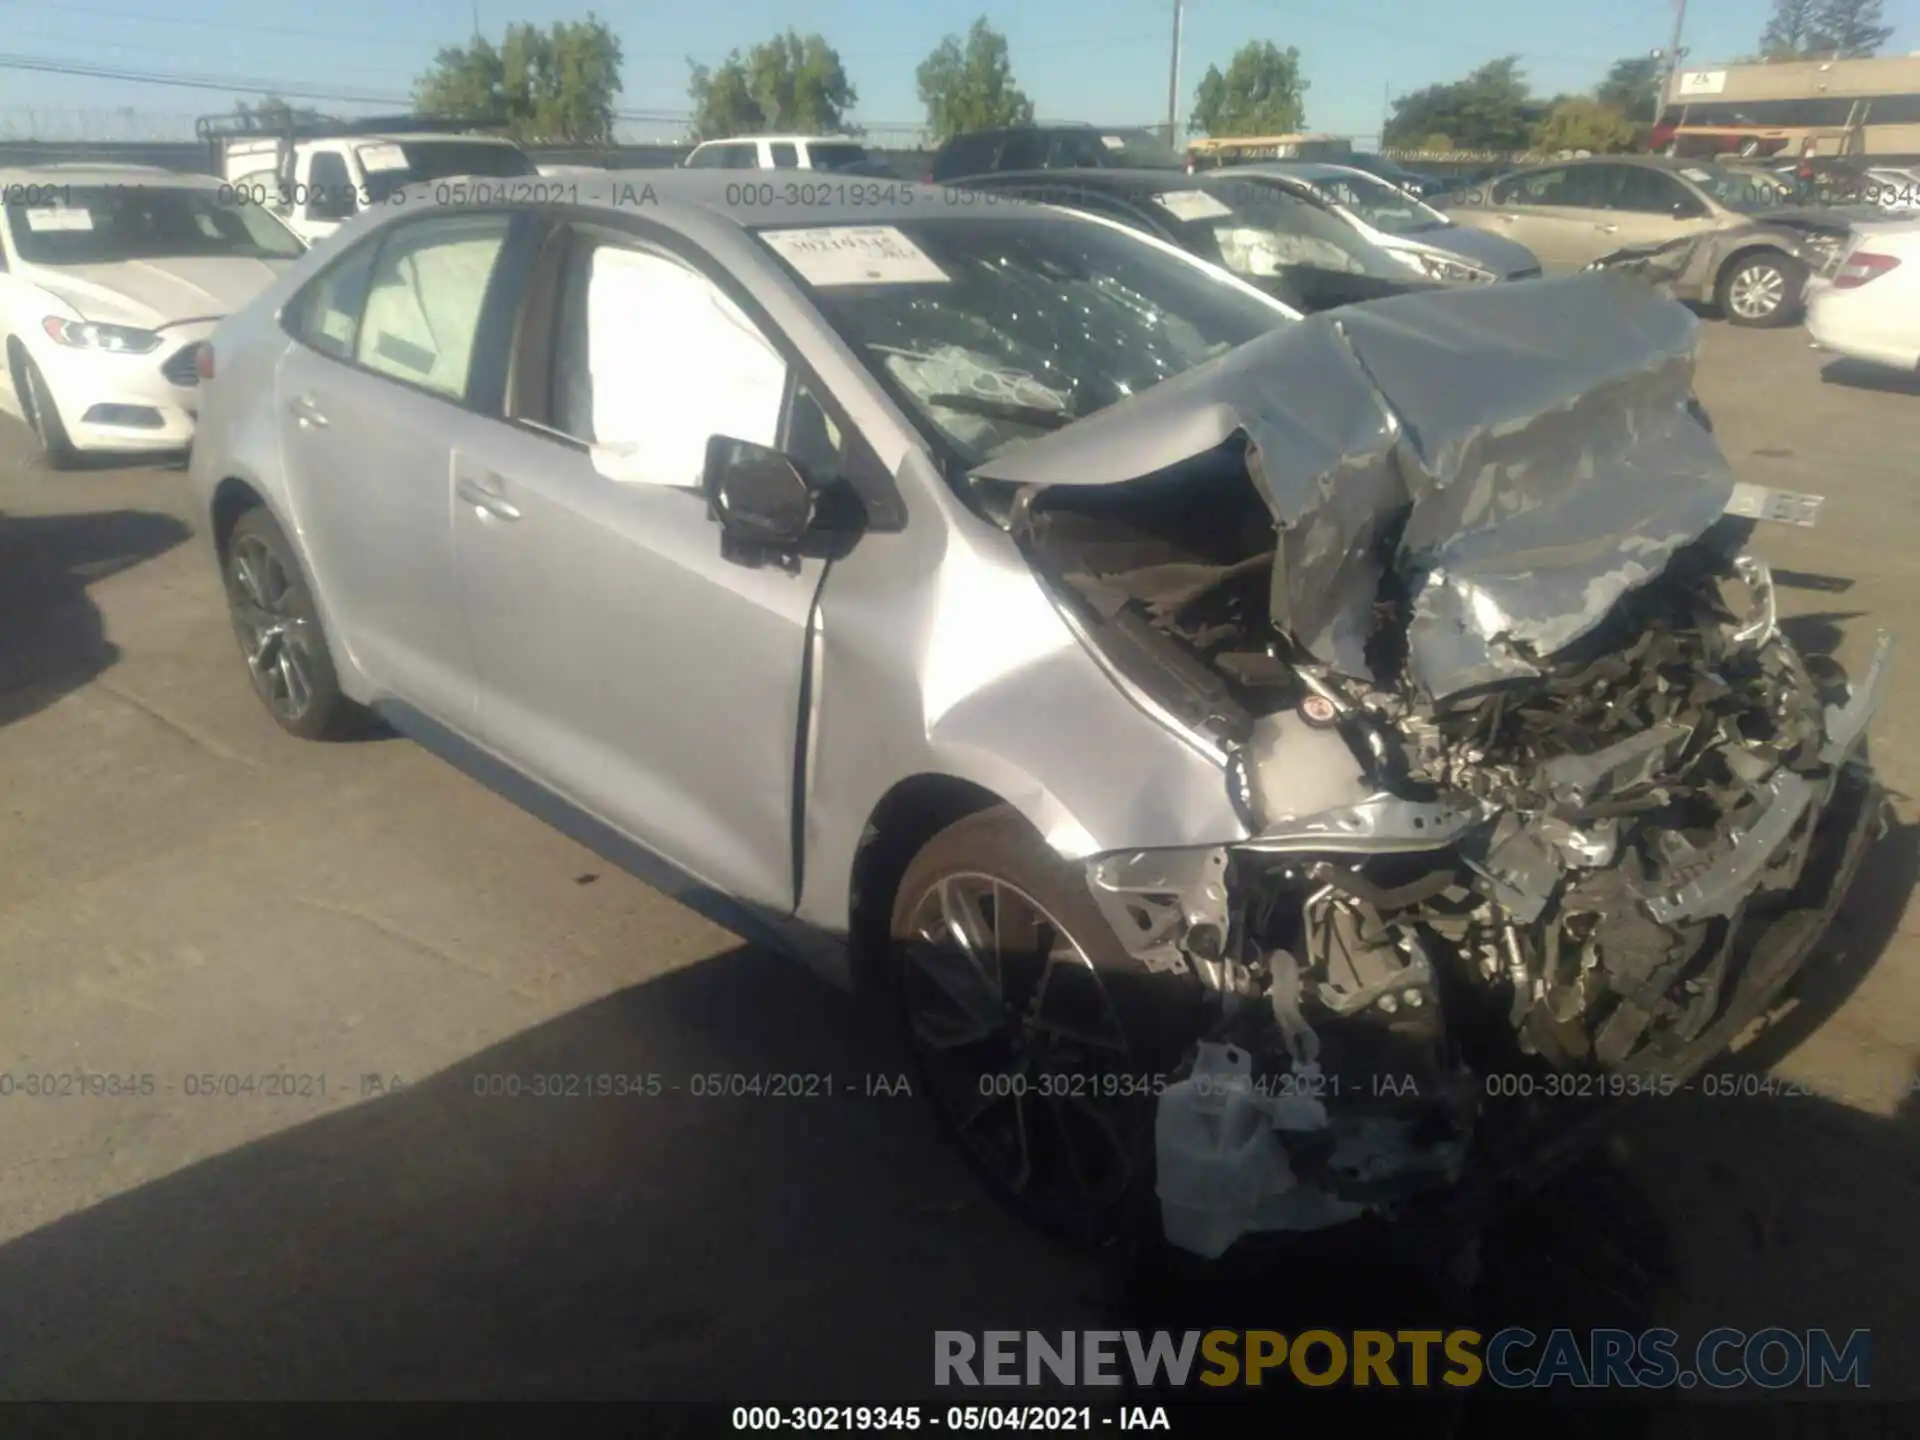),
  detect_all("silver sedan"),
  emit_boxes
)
[189,173,1886,1258]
